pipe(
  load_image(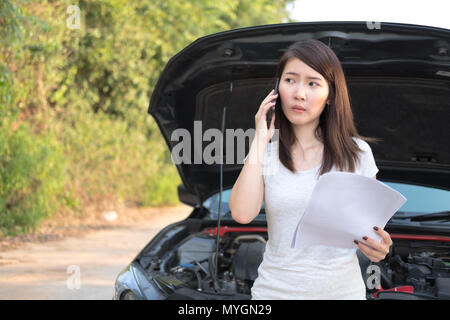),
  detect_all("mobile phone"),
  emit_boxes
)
[266,78,279,129]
